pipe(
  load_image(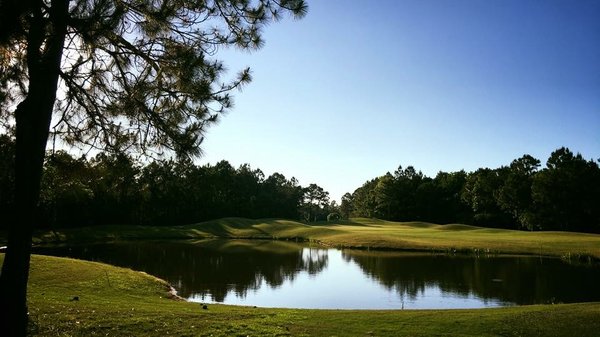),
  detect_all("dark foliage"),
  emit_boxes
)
[0,139,597,232]
[347,148,600,233]
[0,137,332,228]
[0,134,15,227]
